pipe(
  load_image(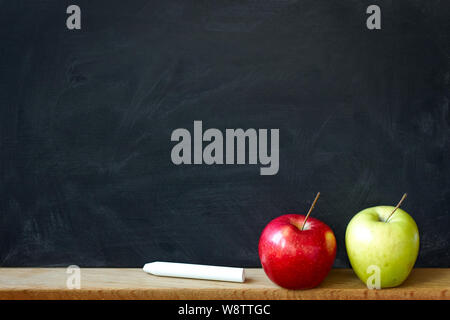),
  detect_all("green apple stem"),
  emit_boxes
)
[301,192,321,231]
[386,193,408,222]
